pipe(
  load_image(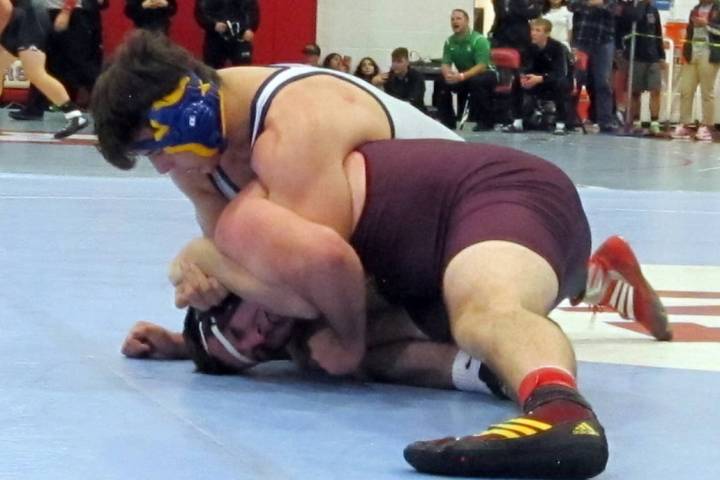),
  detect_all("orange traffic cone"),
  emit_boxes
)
[577,86,590,123]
